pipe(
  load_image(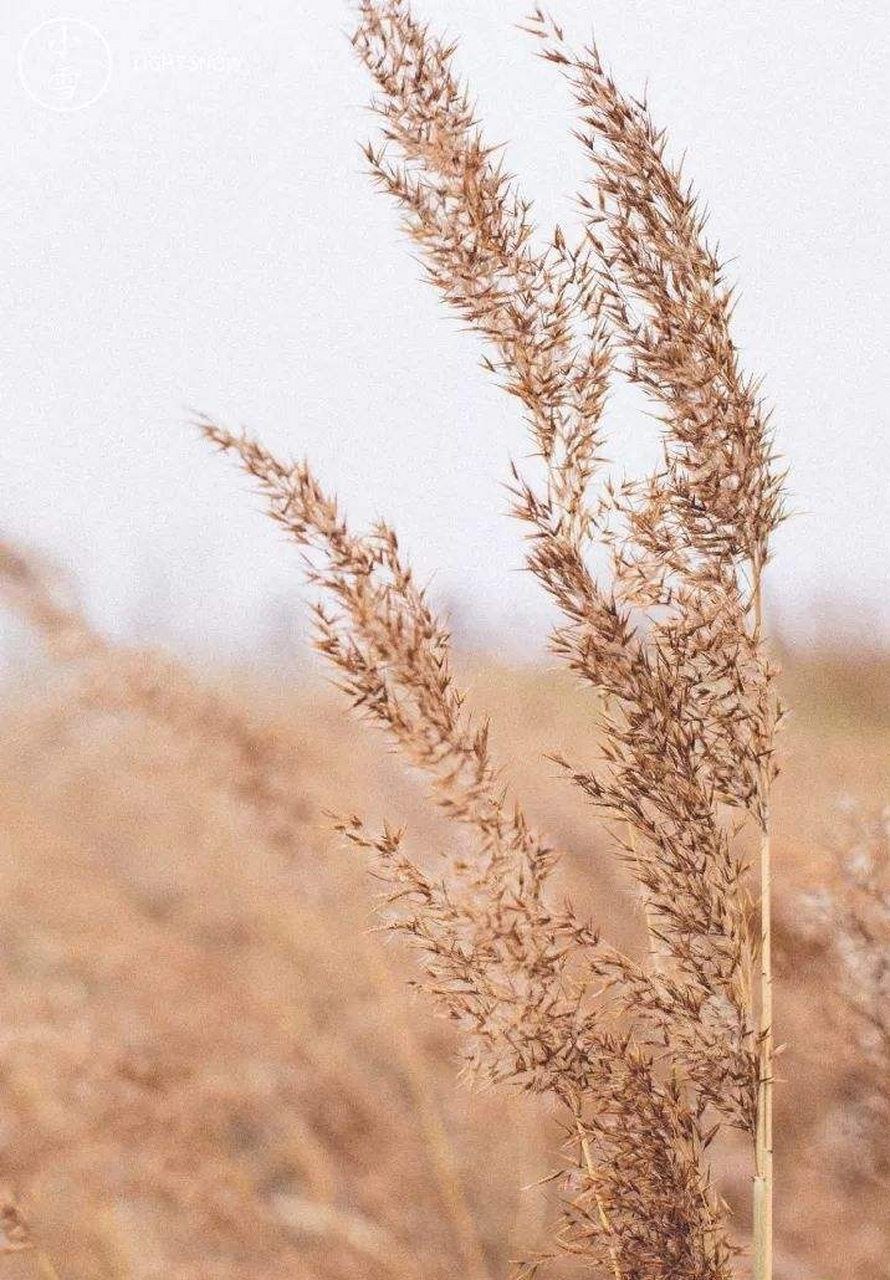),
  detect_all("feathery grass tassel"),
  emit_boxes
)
[203,4,788,1272]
